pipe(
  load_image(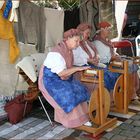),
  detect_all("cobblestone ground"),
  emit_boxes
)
[28,101,140,140]
[101,112,140,140]
[1,99,140,140]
